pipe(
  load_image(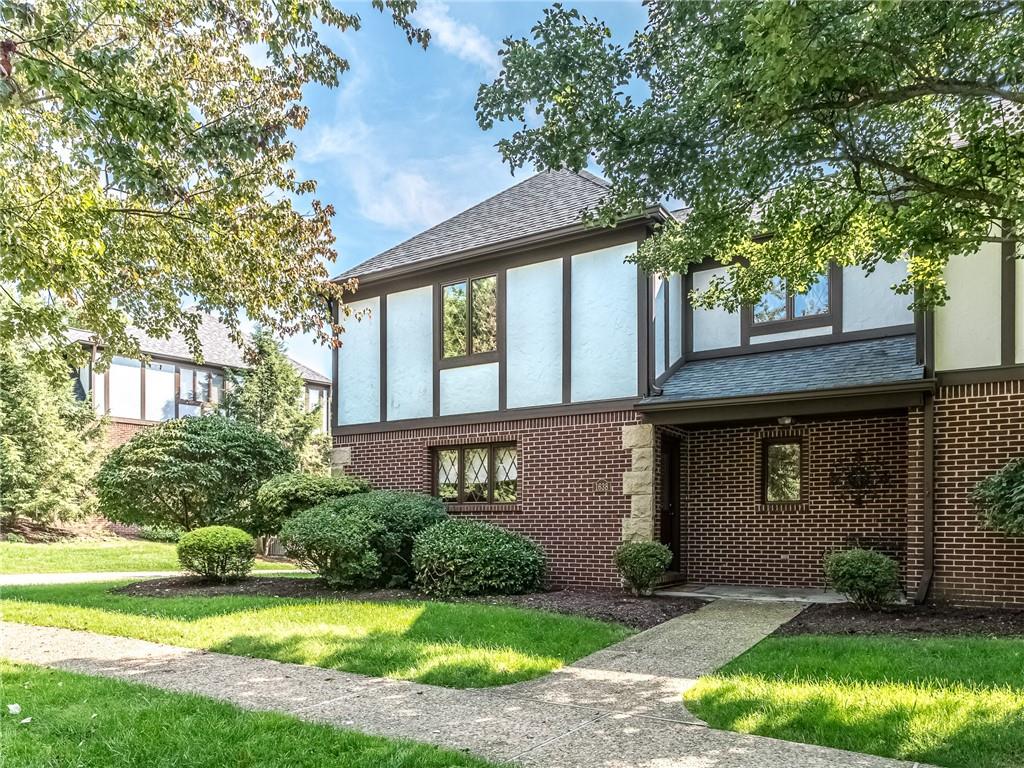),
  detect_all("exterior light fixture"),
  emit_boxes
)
[777,416,793,426]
